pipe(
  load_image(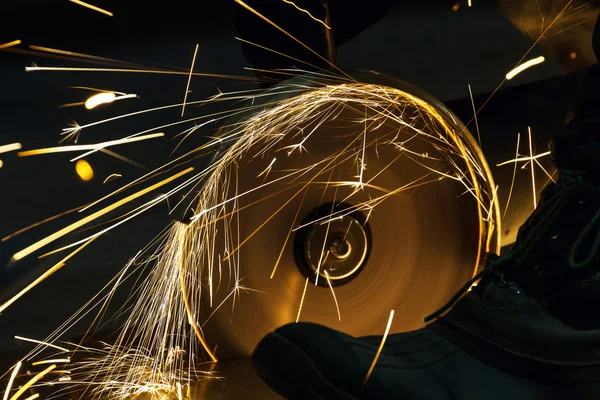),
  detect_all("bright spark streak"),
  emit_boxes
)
[31,358,70,366]
[468,84,481,146]
[12,167,193,261]
[233,0,351,79]
[468,0,472,6]
[85,92,136,109]
[282,0,331,29]
[182,44,199,117]
[0,40,21,49]
[17,133,164,158]
[256,157,277,178]
[296,278,309,323]
[0,143,22,154]
[364,310,395,384]
[528,126,537,209]
[323,271,341,321]
[177,382,183,400]
[1,238,97,313]
[68,0,113,16]
[58,377,71,382]
[21,395,38,400]
[3,361,21,400]
[29,46,140,67]
[503,133,520,218]
[25,66,253,80]
[0,160,3,168]
[103,173,122,184]
[505,56,545,80]
[9,364,55,400]
[13,337,69,352]
[495,150,551,166]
